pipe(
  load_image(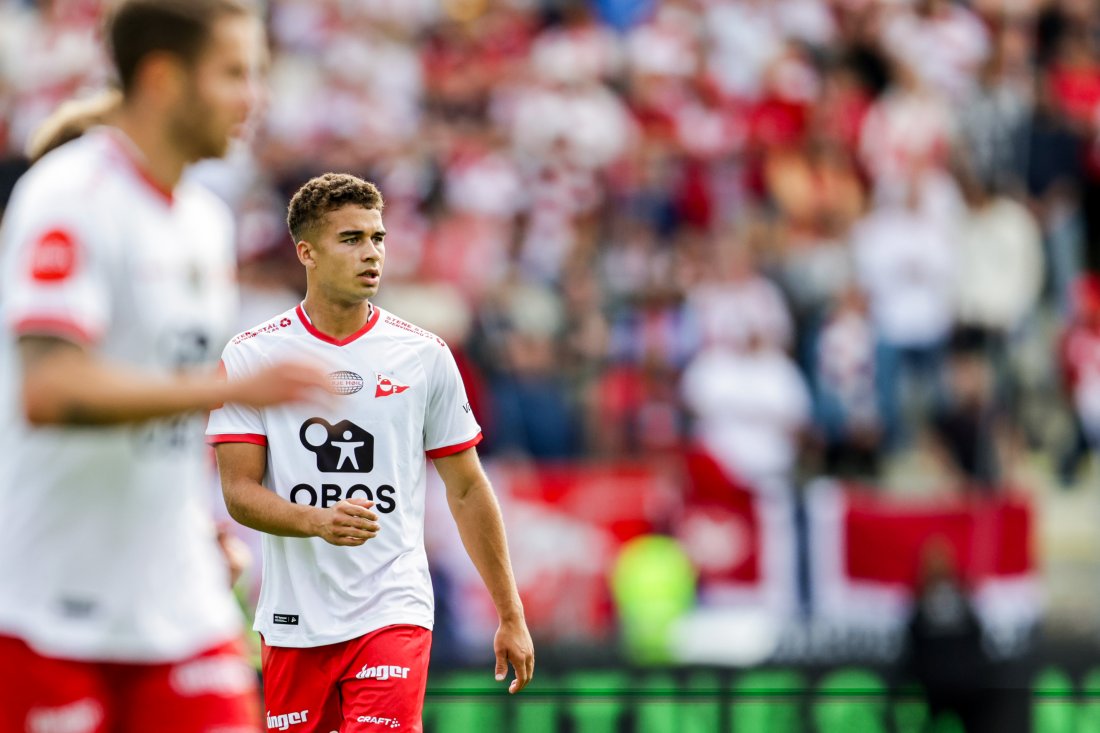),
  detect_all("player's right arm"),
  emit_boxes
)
[19,335,328,425]
[213,441,381,546]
